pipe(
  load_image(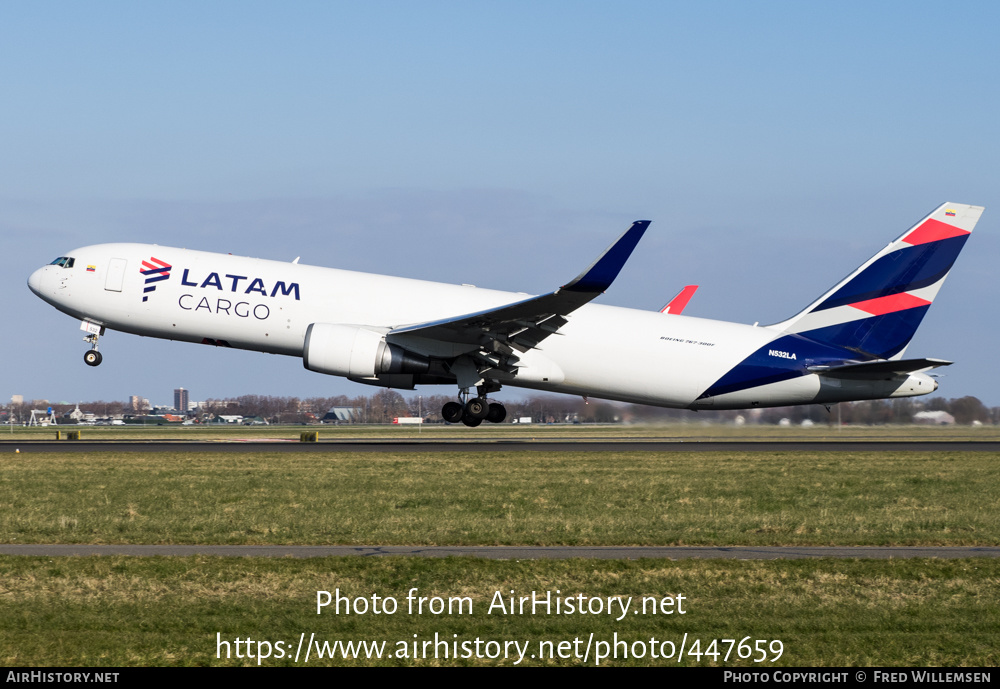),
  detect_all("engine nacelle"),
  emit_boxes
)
[303,323,429,378]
